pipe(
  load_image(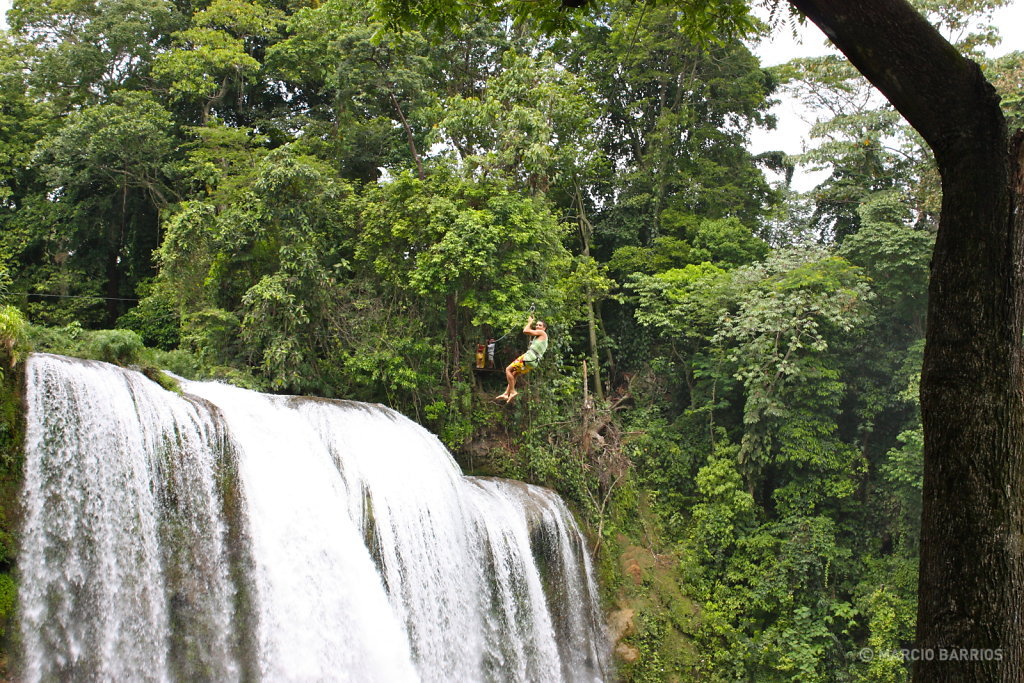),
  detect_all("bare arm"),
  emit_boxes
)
[523,316,548,341]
